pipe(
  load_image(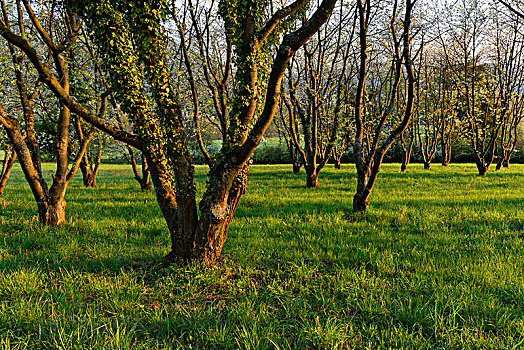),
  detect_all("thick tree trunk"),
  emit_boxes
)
[475,159,488,176]
[353,192,370,212]
[424,161,431,169]
[306,170,319,188]
[0,149,16,196]
[80,163,97,187]
[353,166,370,212]
[192,174,247,266]
[400,162,407,173]
[37,197,66,226]
[334,159,341,169]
